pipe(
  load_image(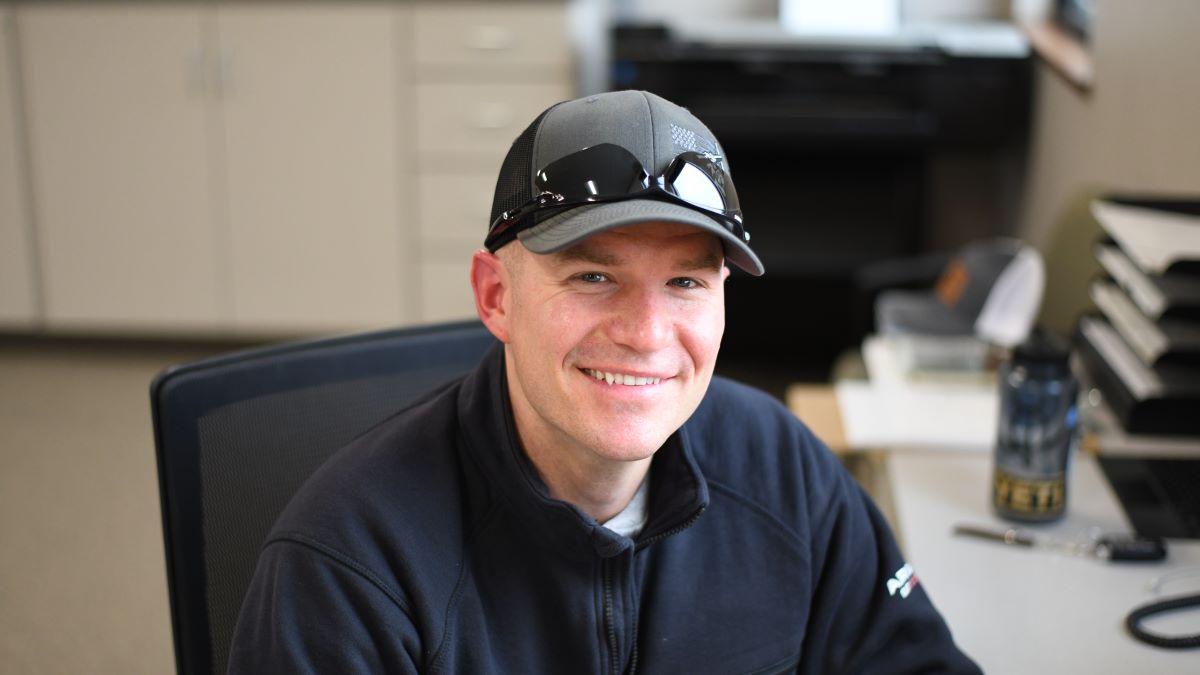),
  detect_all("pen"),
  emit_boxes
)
[952,523,1036,548]
[951,522,1167,562]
